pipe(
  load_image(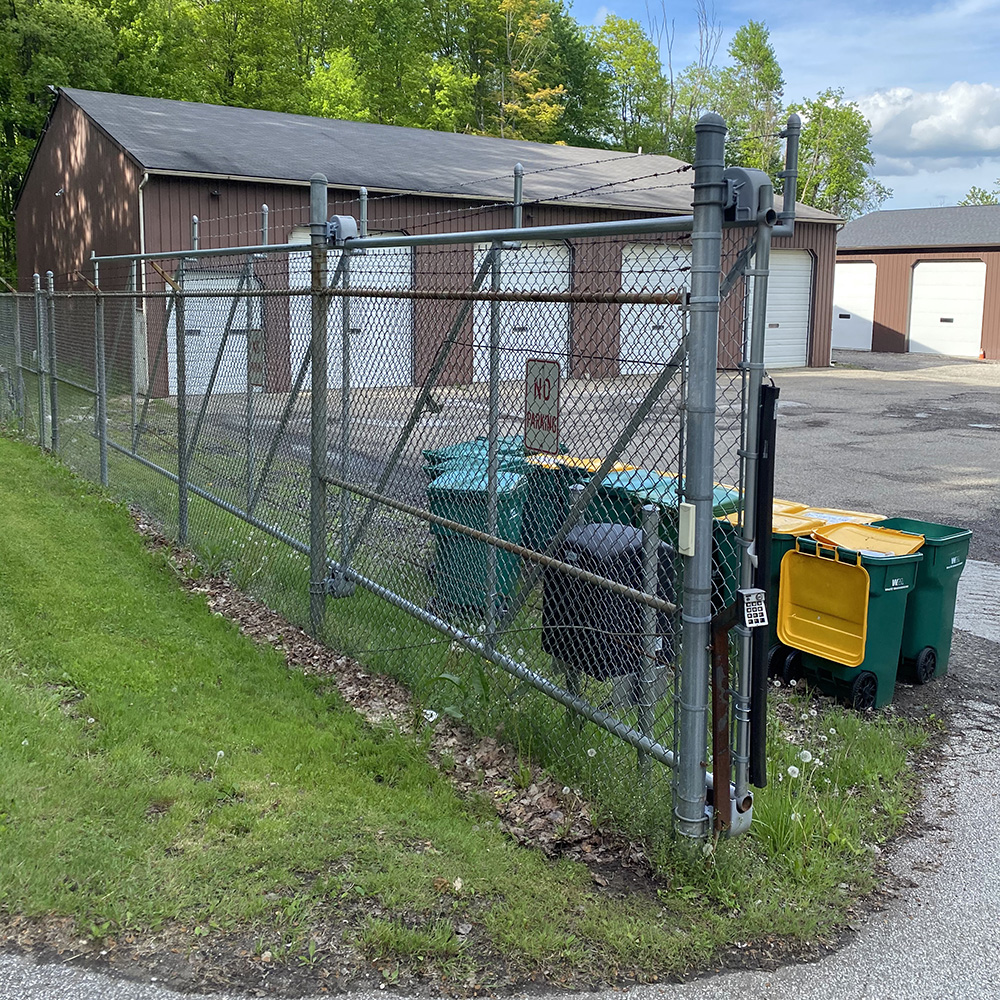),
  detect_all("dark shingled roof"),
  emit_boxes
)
[838,205,1000,250]
[62,88,836,222]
